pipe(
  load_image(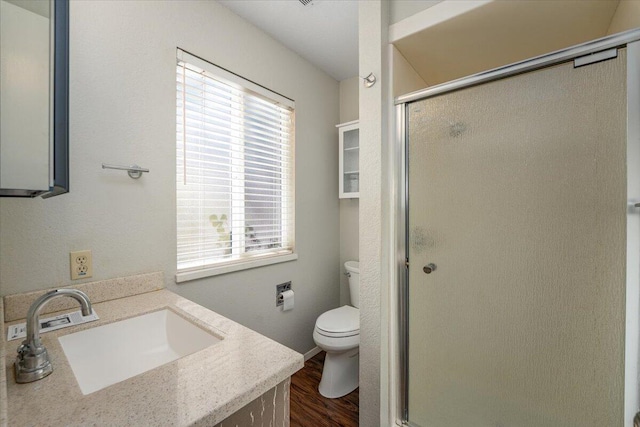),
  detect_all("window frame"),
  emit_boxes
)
[175,49,296,283]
